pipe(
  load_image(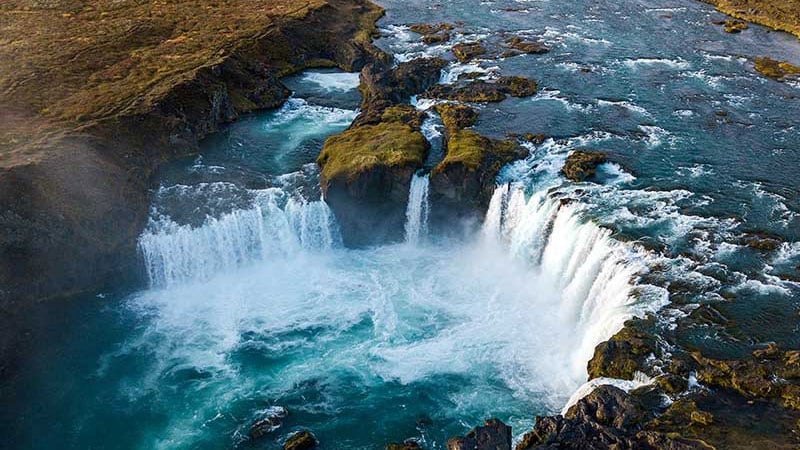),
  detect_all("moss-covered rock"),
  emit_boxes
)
[587,325,656,380]
[318,121,428,246]
[422,76,537,103]
[504,36,549,54]
[408,22,453,44]
[434,103,478,130]
[722,19,749,32]
[701,0,800,39]
[319,122,427,185]
[753,57,800,81]
[428,129,526,229]
[561,150,608,182]
[451,42,487,62]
